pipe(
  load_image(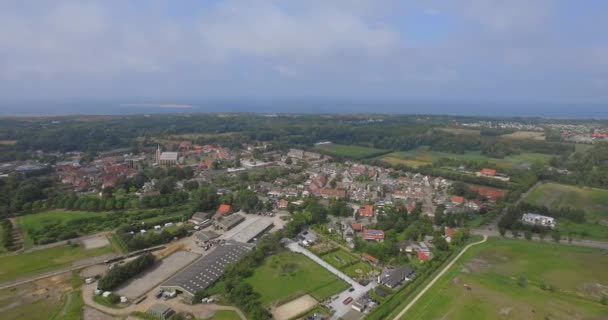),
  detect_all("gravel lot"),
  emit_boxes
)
[272,294,317,320]
[116,250,199,299]
[82,235,110,249]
